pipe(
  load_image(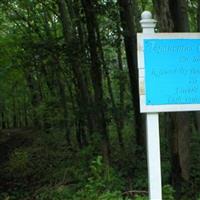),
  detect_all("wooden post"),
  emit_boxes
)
[140,11,162,200]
